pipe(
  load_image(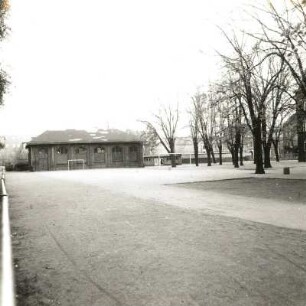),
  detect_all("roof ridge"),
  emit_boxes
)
[26,128,142,145]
